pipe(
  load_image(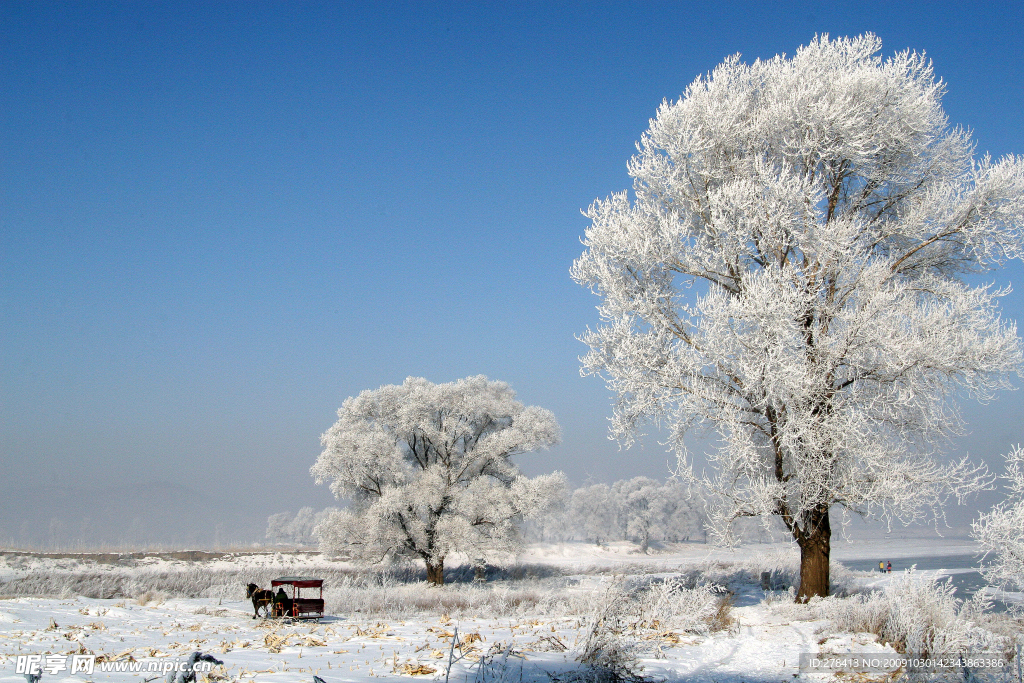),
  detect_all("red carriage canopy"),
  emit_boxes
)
[270,577,324,589]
